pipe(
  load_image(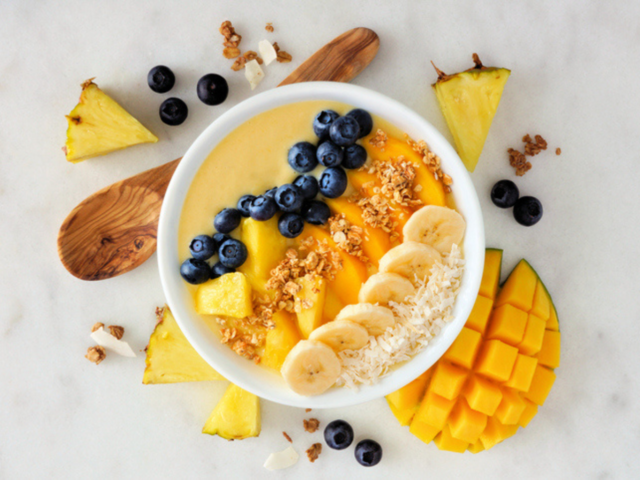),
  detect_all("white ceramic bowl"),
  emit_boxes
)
[158,82,484,408]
